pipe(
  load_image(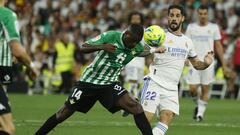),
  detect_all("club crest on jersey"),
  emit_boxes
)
[131,50,137,55]
[168,40,173,44]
